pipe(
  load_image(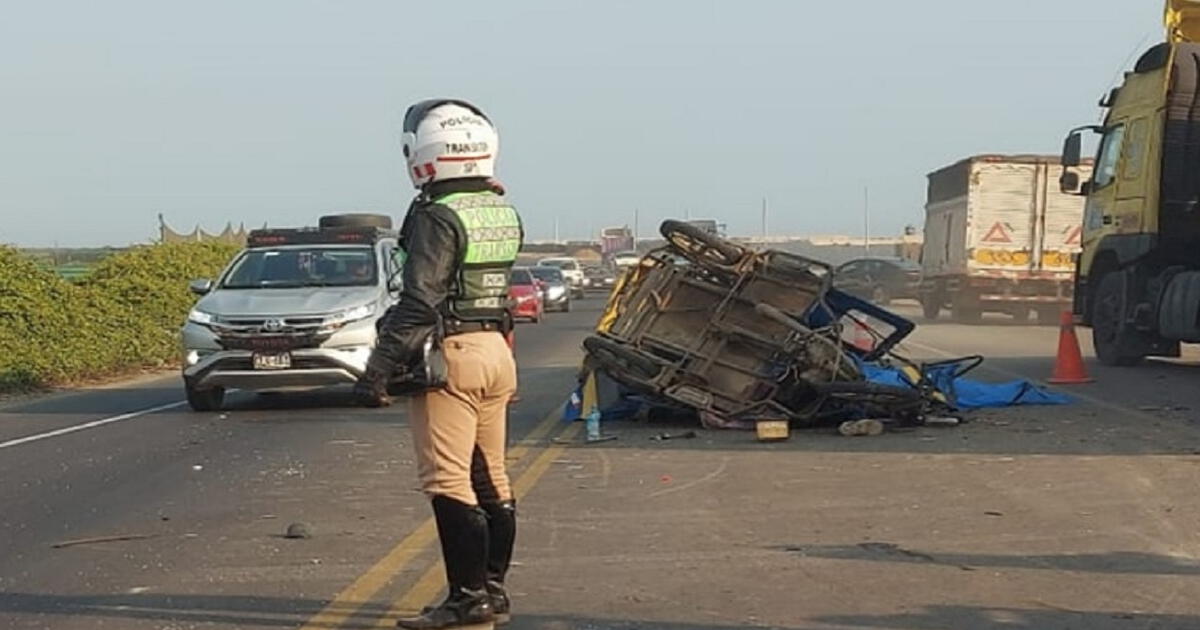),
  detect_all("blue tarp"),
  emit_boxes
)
[860,362,1072,410]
